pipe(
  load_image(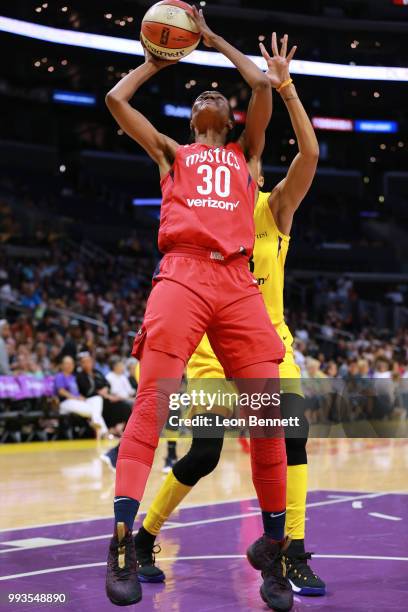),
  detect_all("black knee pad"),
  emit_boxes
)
[285,436,307,466]
[281,394,309,465]
[173,434,224,486]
